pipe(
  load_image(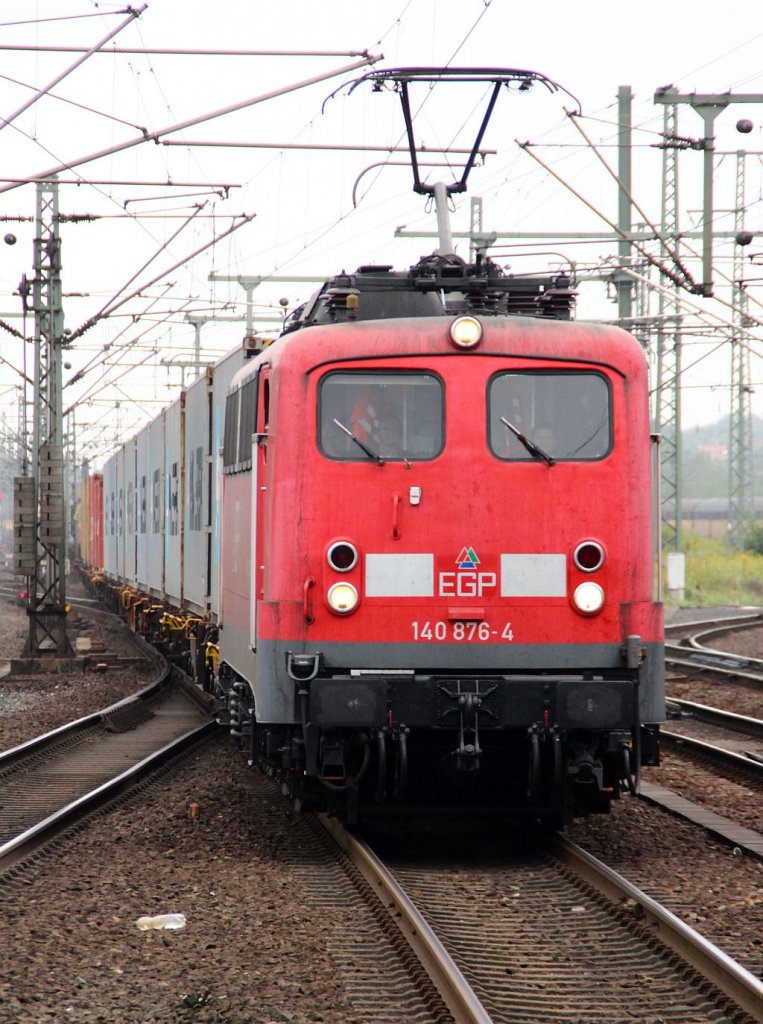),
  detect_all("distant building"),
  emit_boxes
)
[676,497,763,538]
[697,444,728,461]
